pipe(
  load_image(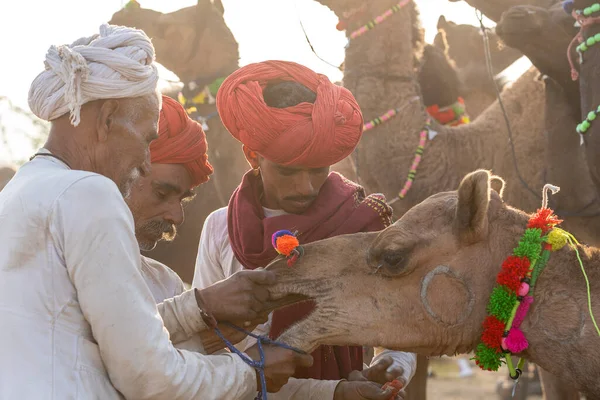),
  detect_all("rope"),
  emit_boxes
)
[567,10,600,81]
[562,233,600,337]
[294,1,343,71]
[214,321,307,400]
[475,10,541,202]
